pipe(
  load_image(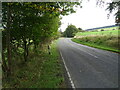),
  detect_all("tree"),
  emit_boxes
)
[63,24,79,37]
[96,0,120,24]
[2,2,81,77]
[106,1,120,24]
[78,27,85,32]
